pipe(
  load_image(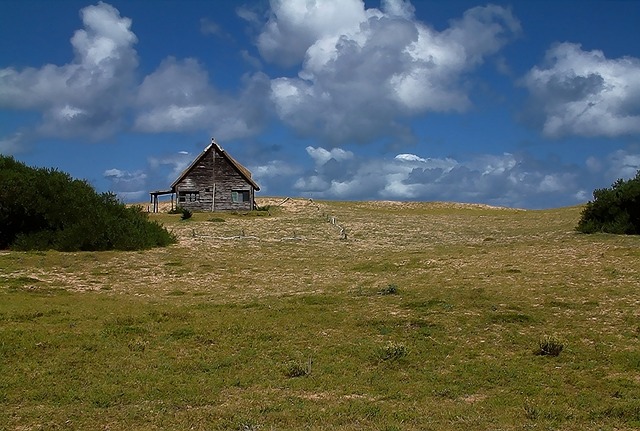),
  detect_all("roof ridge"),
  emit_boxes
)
[170,138,259,191]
